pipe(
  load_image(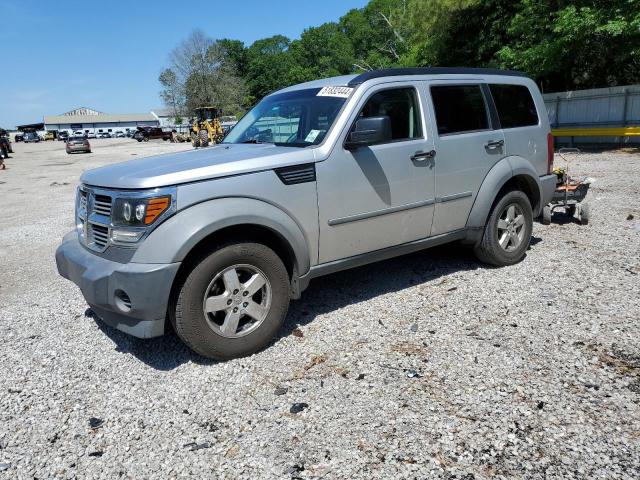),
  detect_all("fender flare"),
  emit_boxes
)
[466,156,543,230]
[131,197,311,275]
